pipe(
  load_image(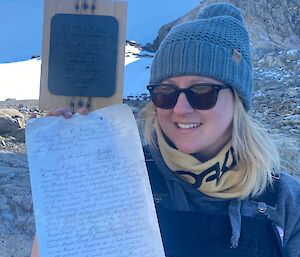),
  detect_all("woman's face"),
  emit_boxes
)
[156,75,234,159]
